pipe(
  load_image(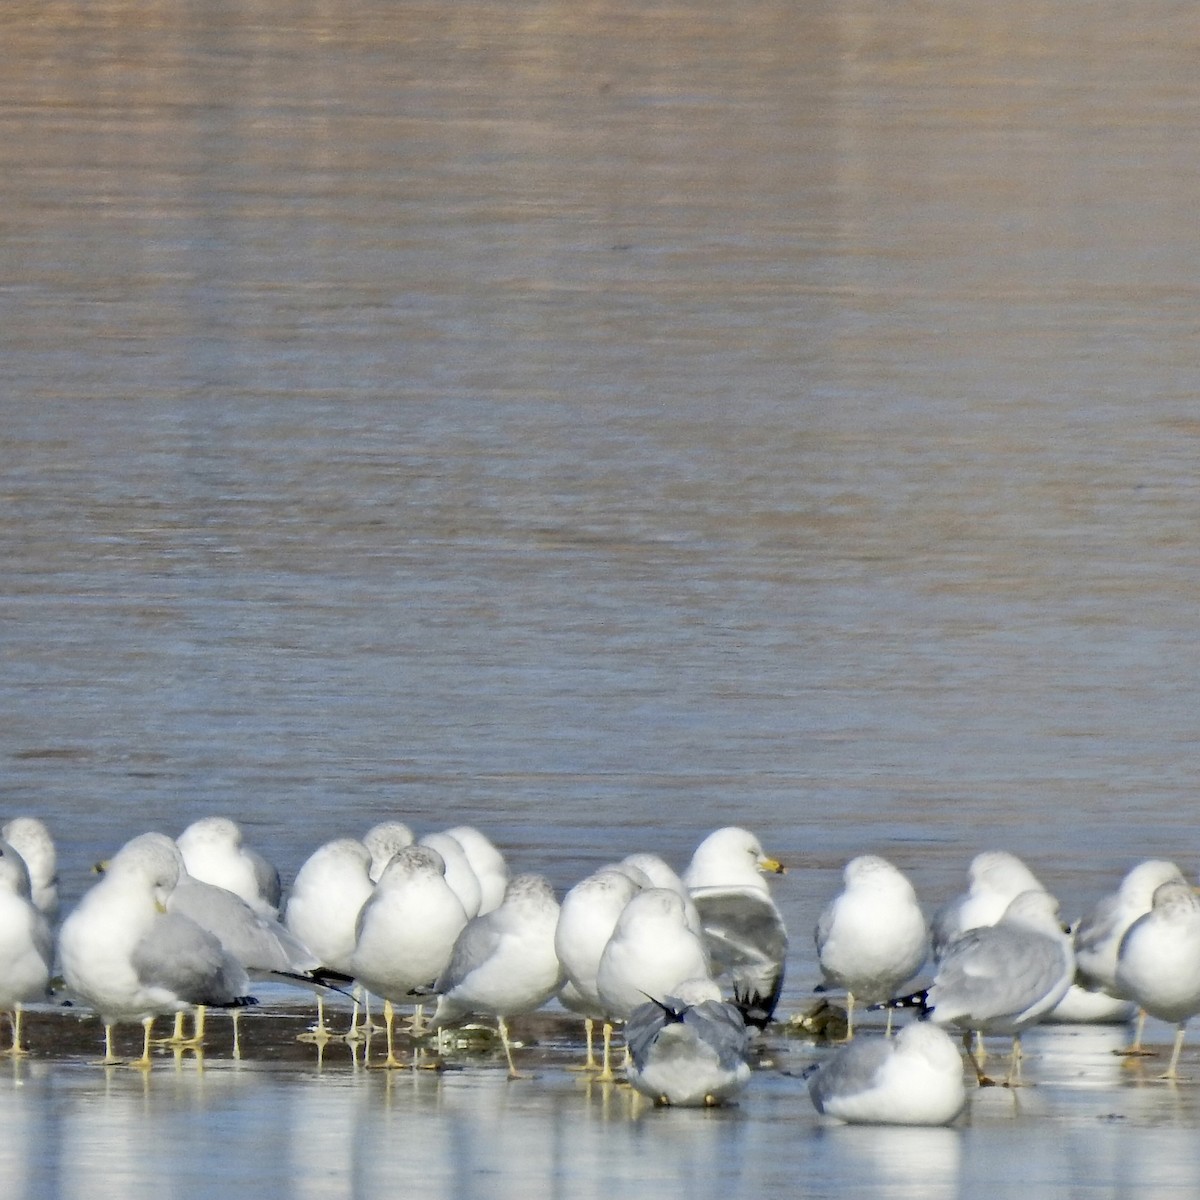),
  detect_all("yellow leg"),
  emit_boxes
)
[133,1018,156,1071]
[498,1017,527,1079]
[3,1007,30,1058]
[102,1023,122,1065]
[1162,1024,1187,1080]
[299,994,332,1044]
[598,1021,616,1082]
[374,999,404,1068]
